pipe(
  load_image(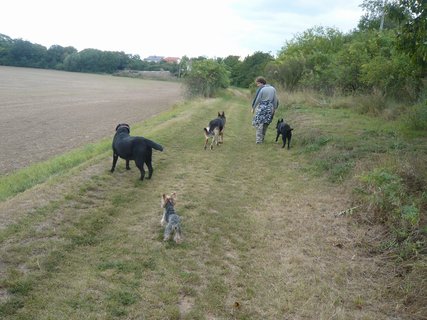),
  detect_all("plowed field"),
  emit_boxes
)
[0,66,183,174]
